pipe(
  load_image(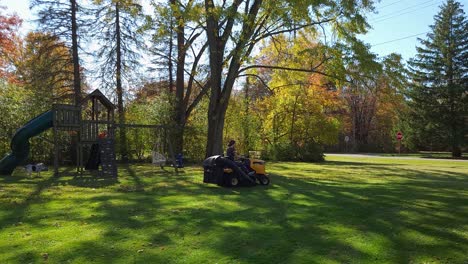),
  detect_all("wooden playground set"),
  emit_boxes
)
[0,89,178,177]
